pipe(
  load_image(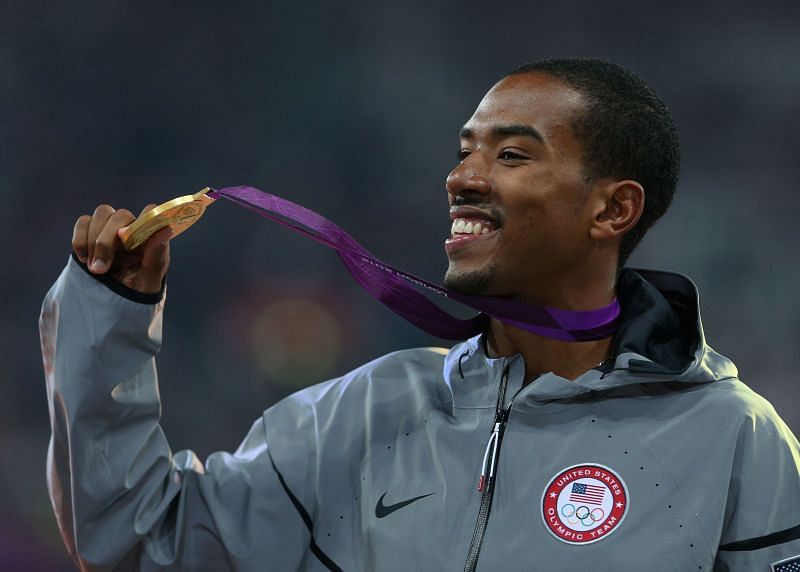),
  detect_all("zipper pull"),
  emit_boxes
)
[477,422,502,492]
